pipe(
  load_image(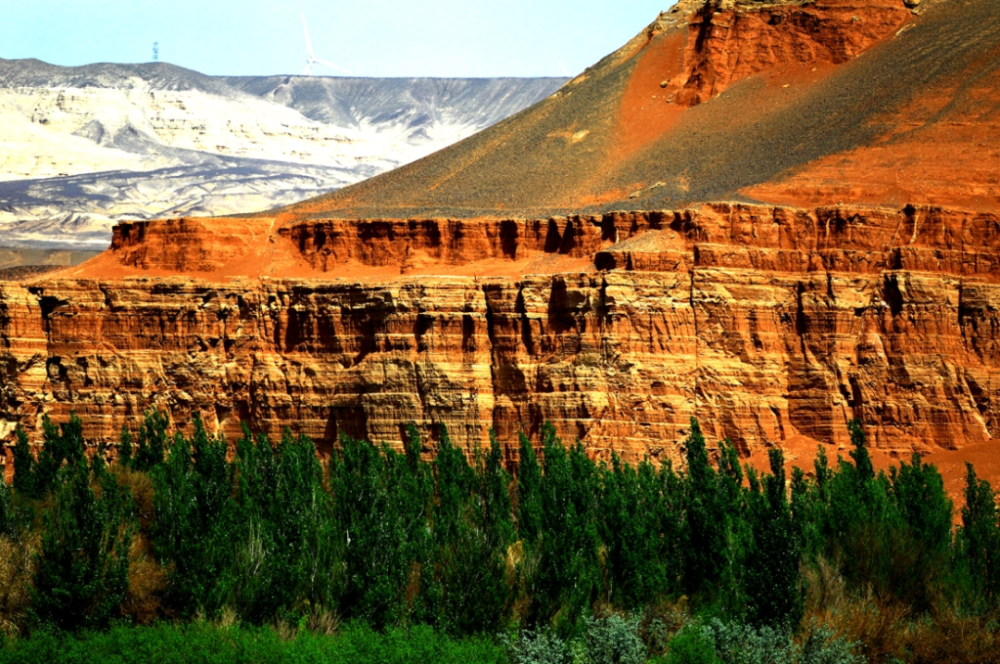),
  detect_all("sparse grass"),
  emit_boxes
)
[121,535,168,625]
[0,535,34,637]
[802,556,1000,664]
